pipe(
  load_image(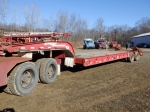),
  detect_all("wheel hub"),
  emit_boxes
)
[21,71,32,88]
[48,65,54,77]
